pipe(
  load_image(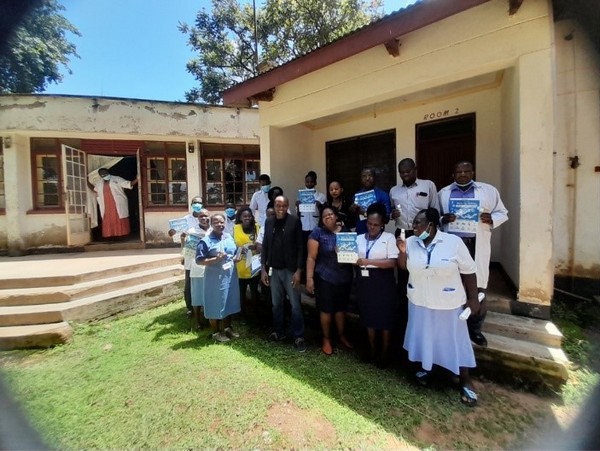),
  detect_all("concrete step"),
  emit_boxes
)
[483,311,563,347]
[485,296,512,315]
[0,273,184,326]
[0,322,73,350]
[0,264,184,307]
[0,255,182,289]
[61,275,184,323]
[475,332,570,387]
